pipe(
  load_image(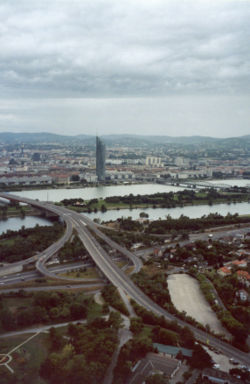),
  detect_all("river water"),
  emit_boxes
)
[1,179,249,231]
[11,183,184,202]
[209,179,250,188]
[8,179,249,203]
[83,201,250,222]
[0,216,52,236]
